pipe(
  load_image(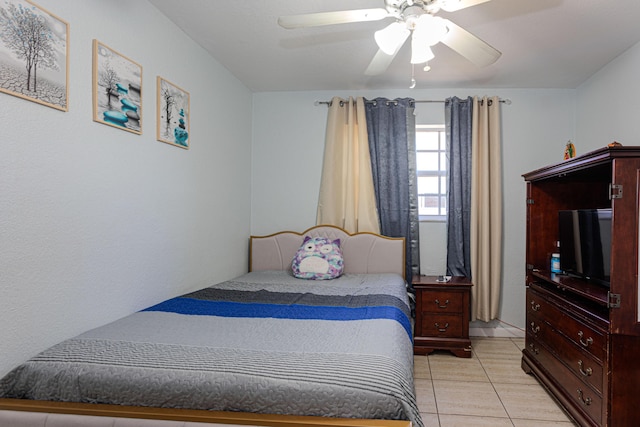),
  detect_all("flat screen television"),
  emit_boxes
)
[558,208,612,287]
